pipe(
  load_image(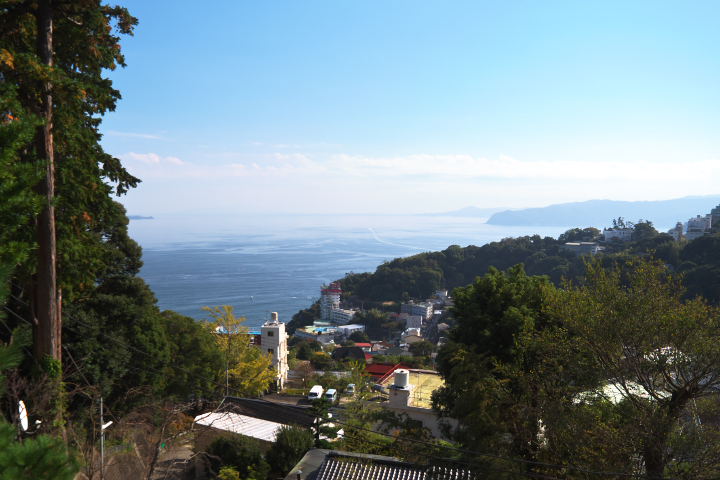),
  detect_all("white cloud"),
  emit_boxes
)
[106,131,164,140]
[125,152,161,164]
[119,151,720,184]
[328,154,720,181]
[117,151,720,214]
